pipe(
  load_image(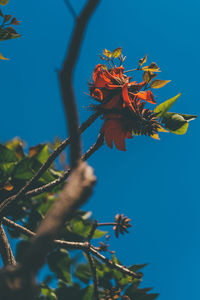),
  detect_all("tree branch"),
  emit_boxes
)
[0,111,101,219]
[0,224,16,266]
[0,132,104,218]
[2,217,141,279]
[22,161,96,274]
[59,0,100,167]
[85,251,99,300]
[89,246,141,279]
